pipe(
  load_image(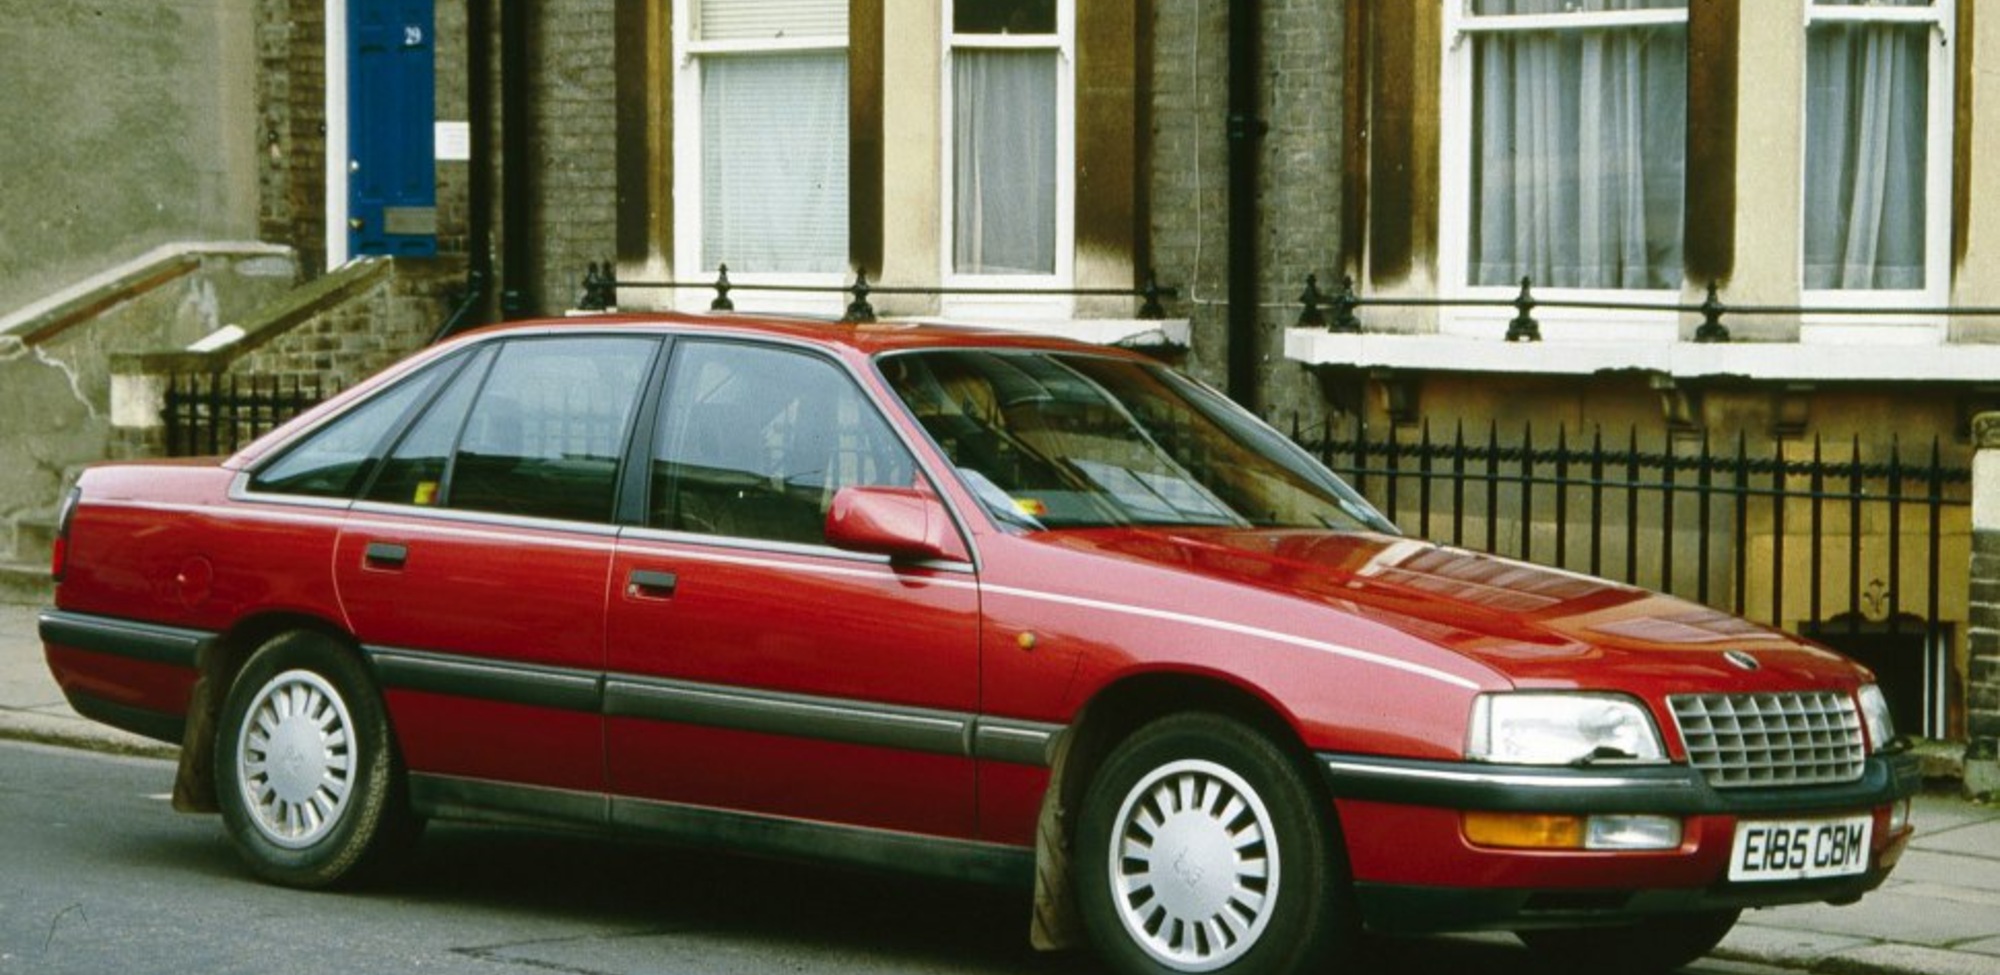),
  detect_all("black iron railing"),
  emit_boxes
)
[1302,418,1969,733]
[164,373,330,457]
[577,262,1178,323]
[1297,274,2000,343]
